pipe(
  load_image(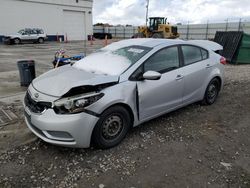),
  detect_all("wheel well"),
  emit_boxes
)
[90,103,135,146]
[213,76,222,91]
[105,103,134,128]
